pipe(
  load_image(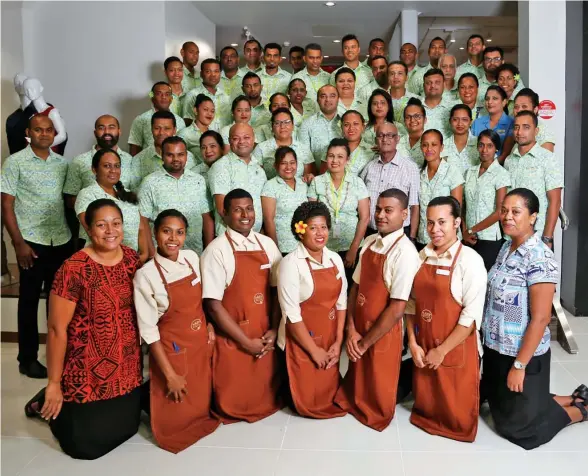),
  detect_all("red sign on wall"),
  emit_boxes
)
[538,100,556,120]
